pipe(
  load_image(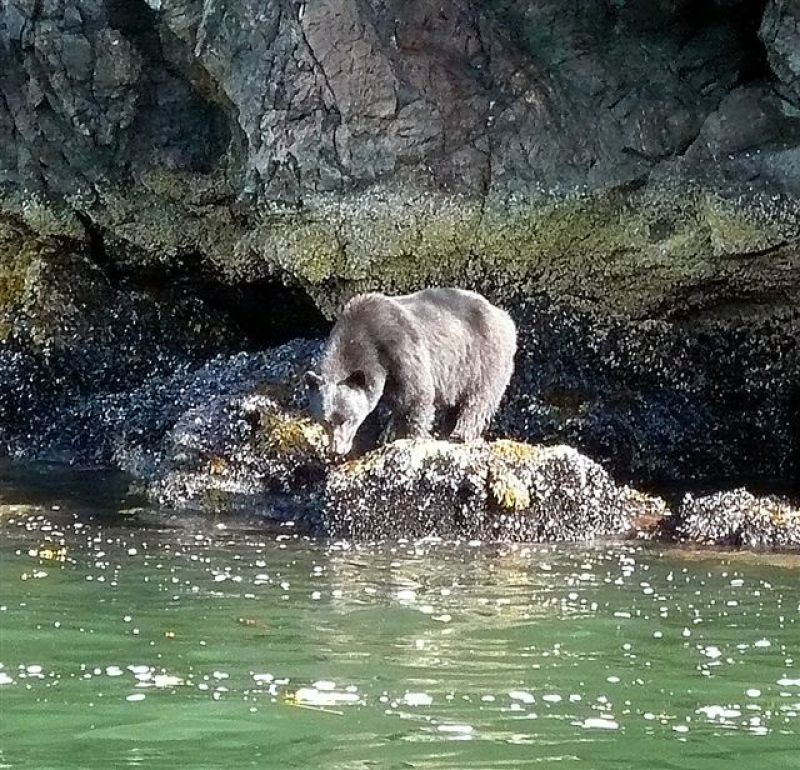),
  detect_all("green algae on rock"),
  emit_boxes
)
[323,438,669,541]
[233,180,800,321]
